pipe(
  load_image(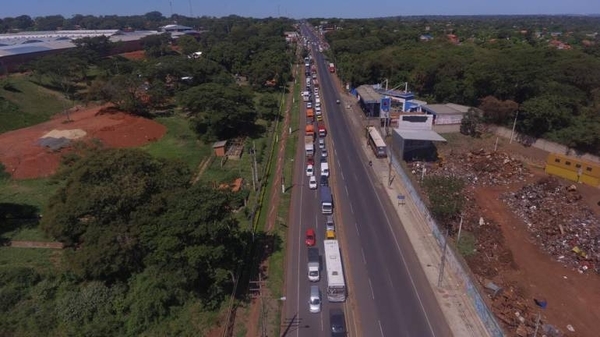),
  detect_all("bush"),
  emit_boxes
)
[456,232,477,257]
